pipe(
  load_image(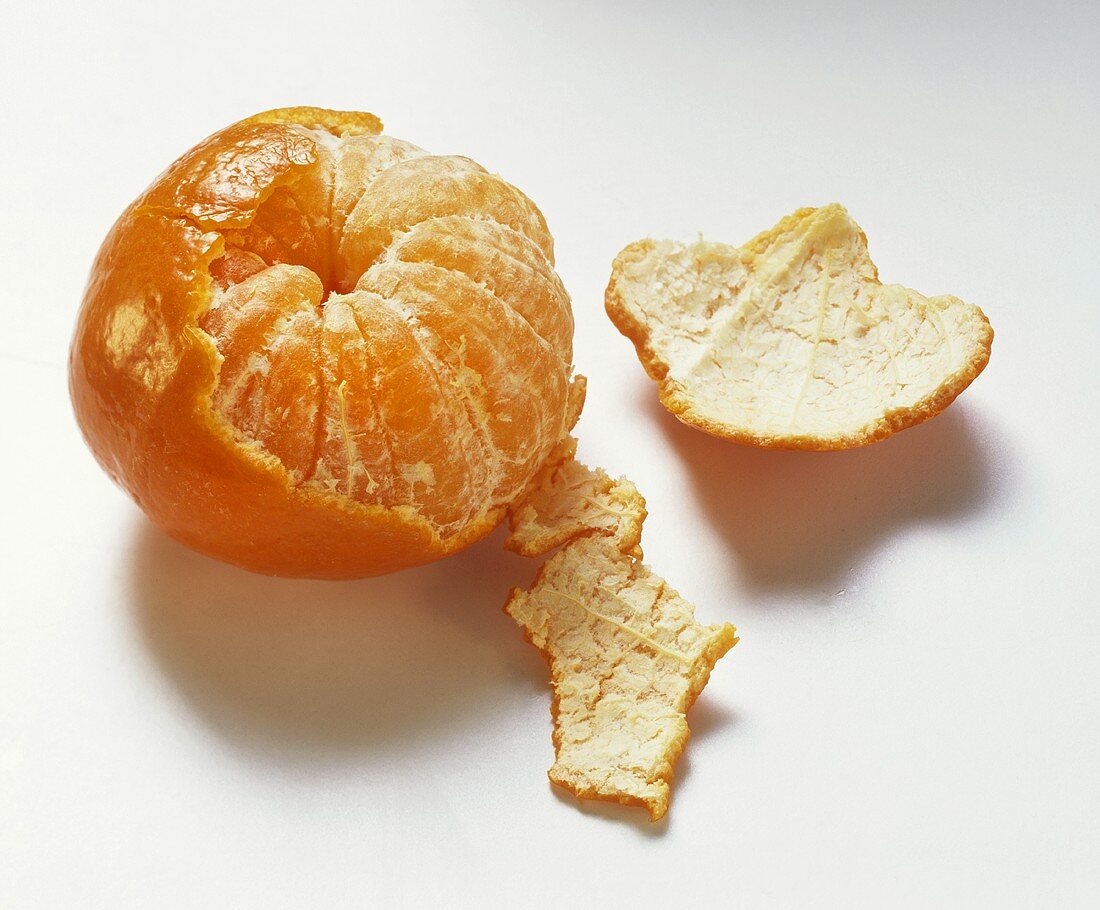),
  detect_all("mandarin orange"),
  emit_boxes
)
[70,107,582,578]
